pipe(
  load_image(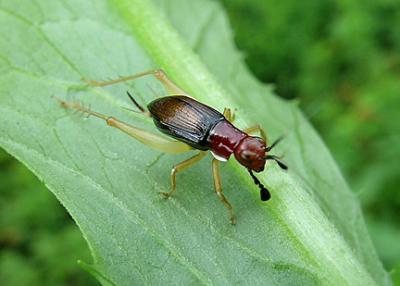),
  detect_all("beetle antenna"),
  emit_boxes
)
[265,155,288,170]
[265,136,284,152]
[247,169,271,201]
[126,91,146,113]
